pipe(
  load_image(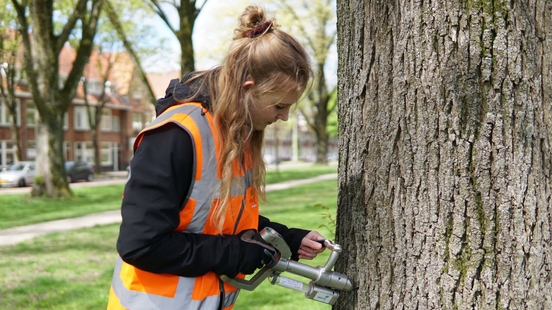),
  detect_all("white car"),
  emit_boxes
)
[0,161,36,187]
